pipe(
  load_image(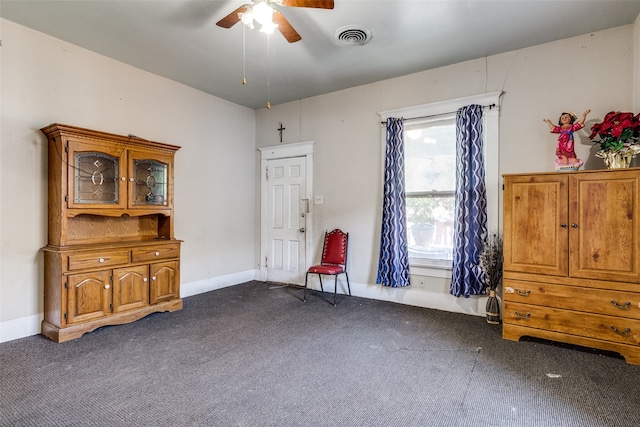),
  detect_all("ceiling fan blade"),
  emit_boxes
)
[216,5,250,28]
[273,11,302,43]
[280,0,334,9]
